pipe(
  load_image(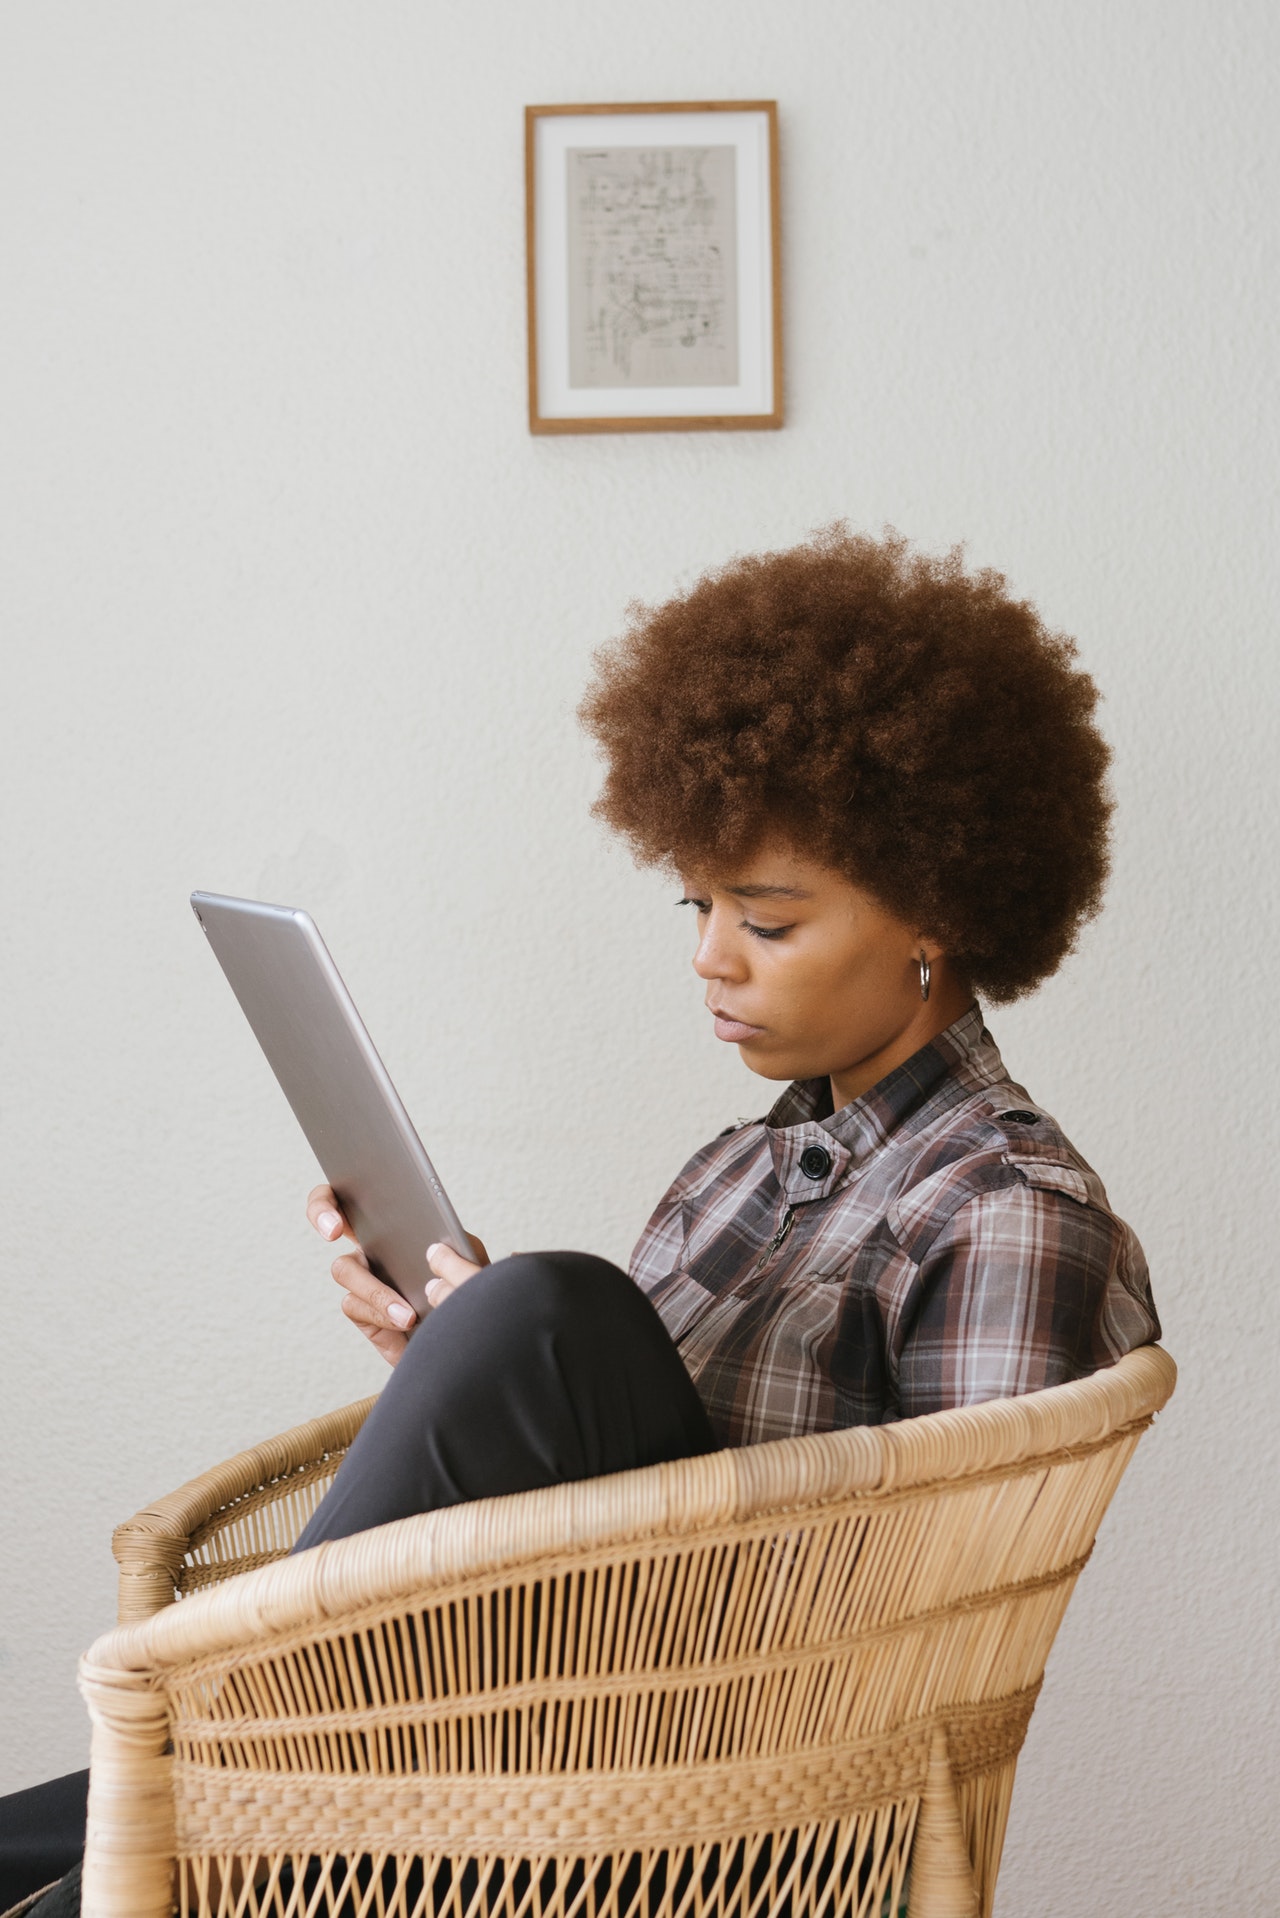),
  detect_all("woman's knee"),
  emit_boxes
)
[467,1250,634,1327]
[297,1248,712,1542]
[401,1251,693,1416]
[388,1251,632,1395]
